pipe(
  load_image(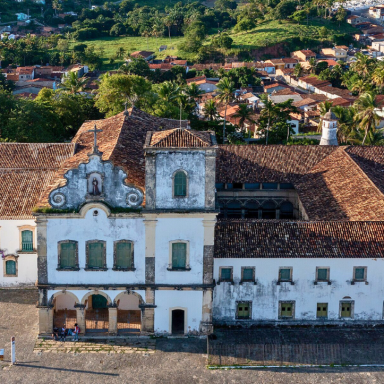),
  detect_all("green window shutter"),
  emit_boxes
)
[21,230,33,251]
[279,268,291,281]
[174,172,187,197]
[317,268,328,280]
[221,268,231,281]
[172,243,186,269]
[6,260,16,275]
[88,242,104,268]
[116,242,132,269]
[354,268,365,280]
[242,268,253,281]
[60,243,76,268]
